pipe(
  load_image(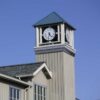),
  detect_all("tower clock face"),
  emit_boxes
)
[43,27,56,41]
